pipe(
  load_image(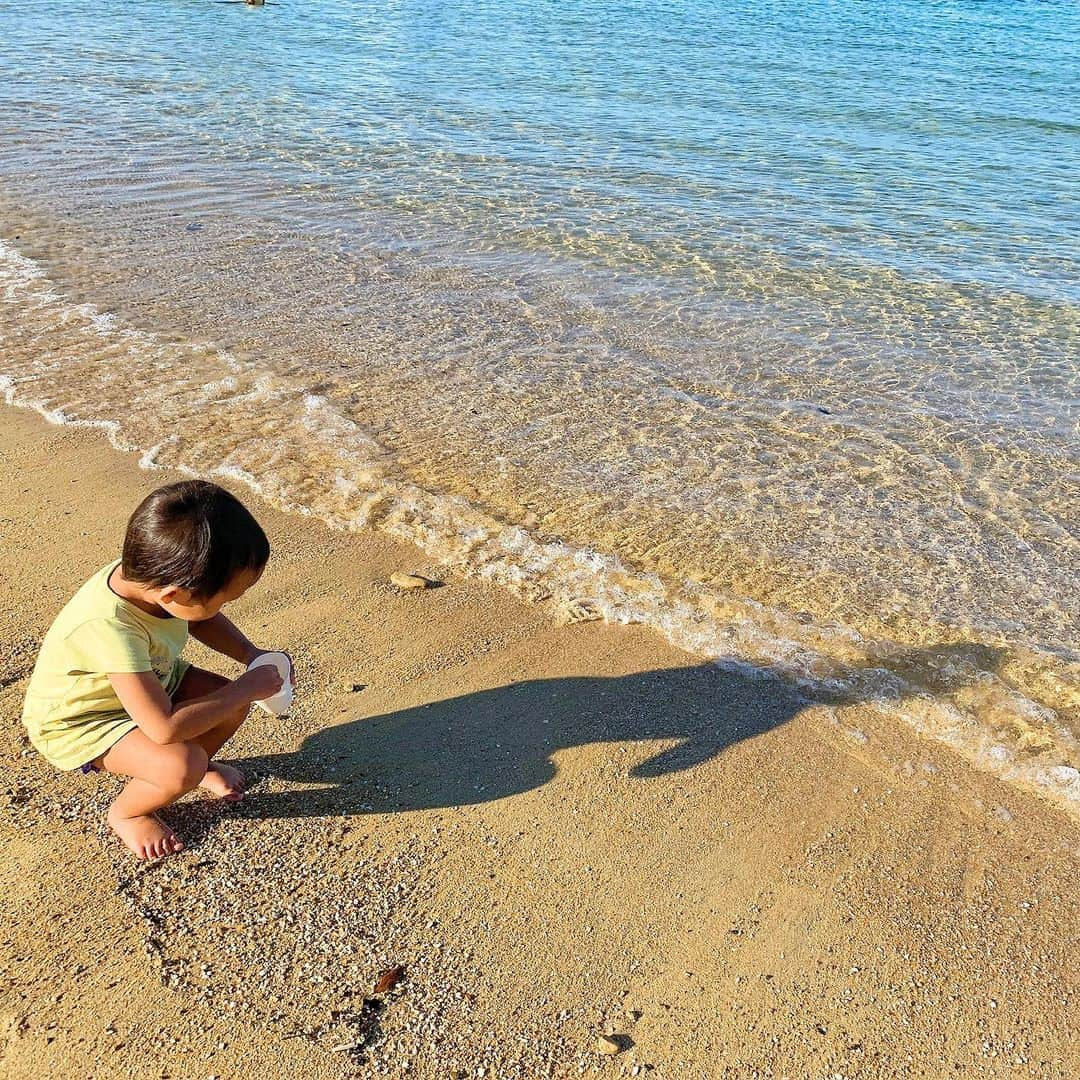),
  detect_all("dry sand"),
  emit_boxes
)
[1,405,1077,1079]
